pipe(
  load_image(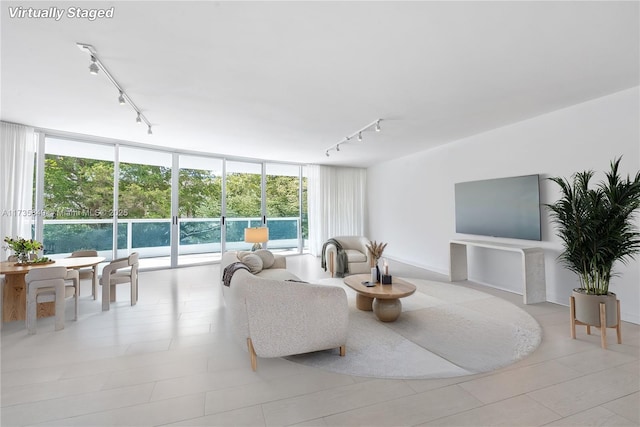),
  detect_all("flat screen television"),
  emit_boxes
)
[454,174,542,241]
